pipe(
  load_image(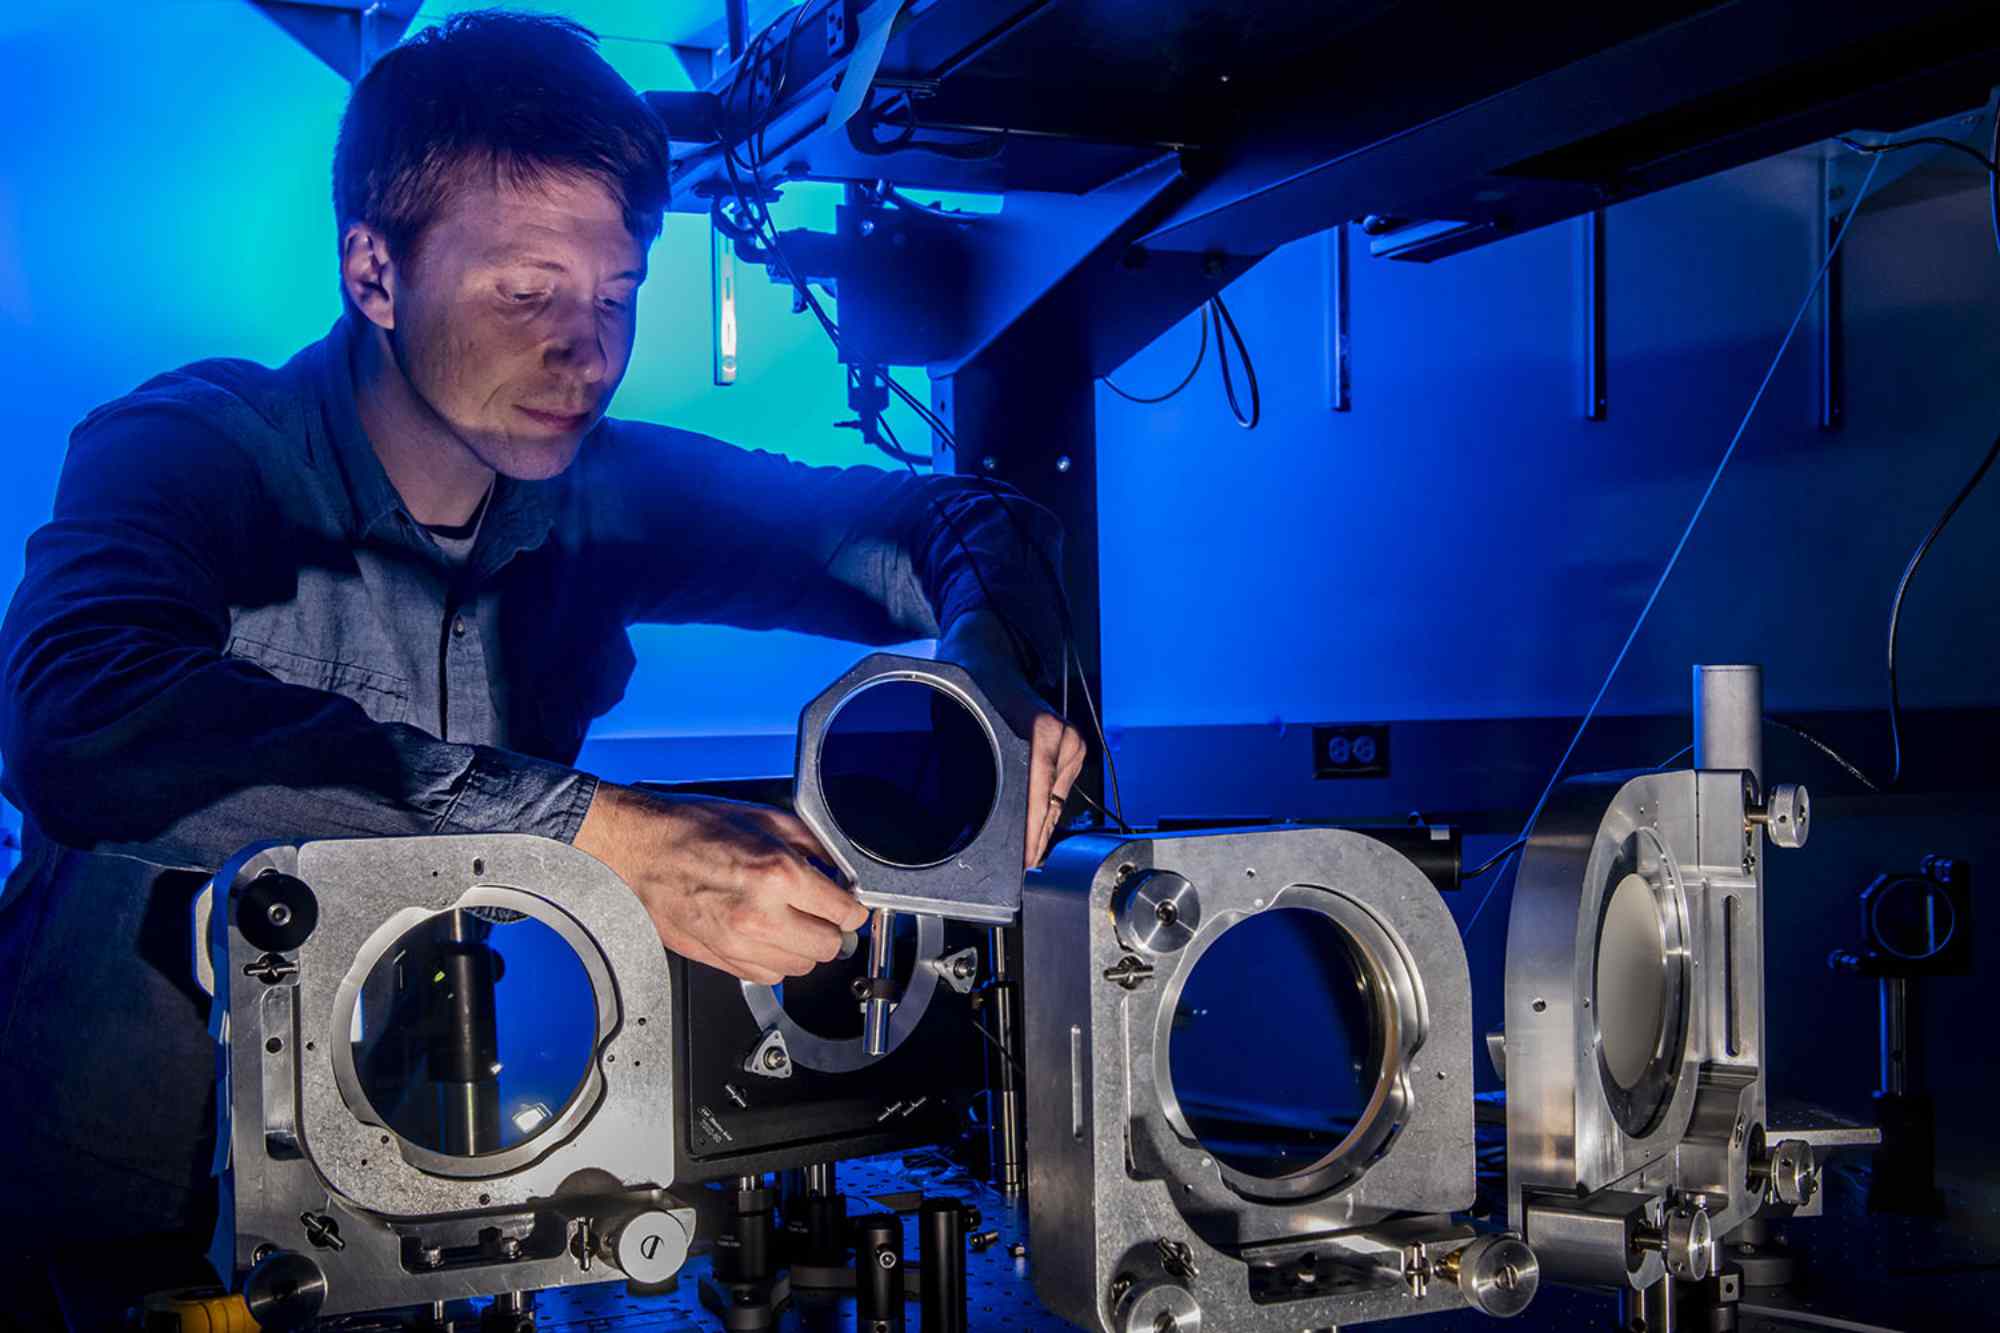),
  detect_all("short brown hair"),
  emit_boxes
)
[332,10,670,277]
